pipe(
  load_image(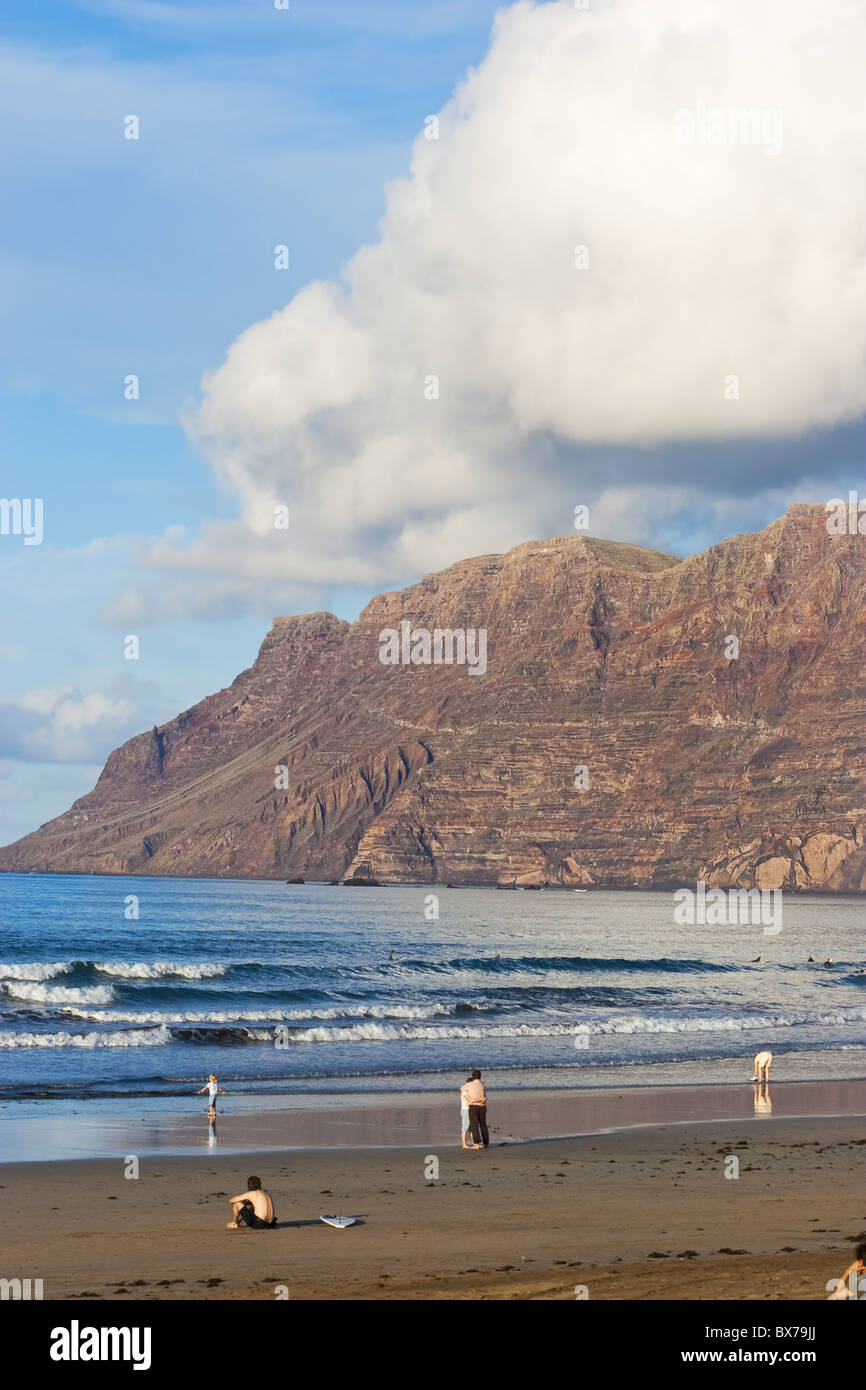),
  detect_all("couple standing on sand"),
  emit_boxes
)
[460,1068,489,1149]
